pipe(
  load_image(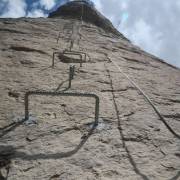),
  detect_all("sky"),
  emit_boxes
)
[0,0,180,68]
